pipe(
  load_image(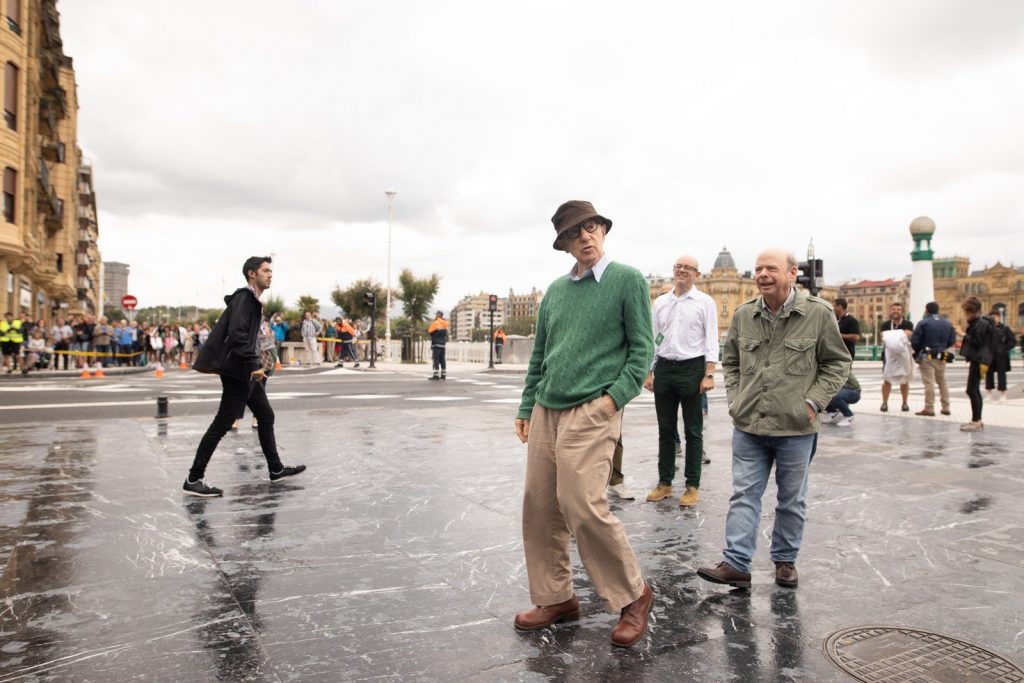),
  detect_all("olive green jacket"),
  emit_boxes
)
[722,288,851,436]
